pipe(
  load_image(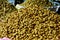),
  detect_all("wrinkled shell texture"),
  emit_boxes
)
[0,0,60,40]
